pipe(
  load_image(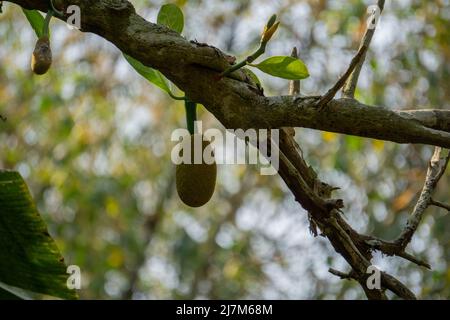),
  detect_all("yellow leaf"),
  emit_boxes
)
[393,188,415,212]
[223,259,240,279]
[372,140,385,152]
[105,197,120,218]
[107,247,124,268]
[322,132,338,143]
